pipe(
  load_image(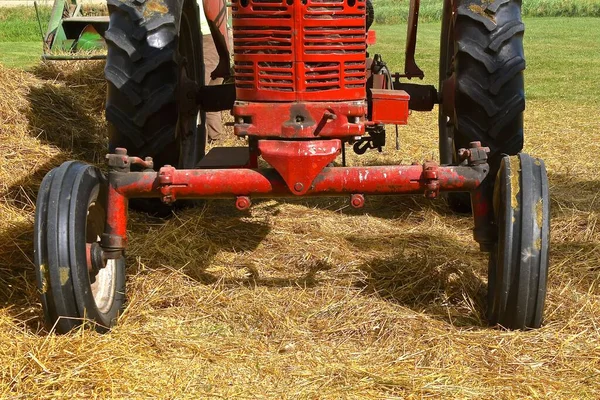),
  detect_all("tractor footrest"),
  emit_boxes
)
[196,147,251,169]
